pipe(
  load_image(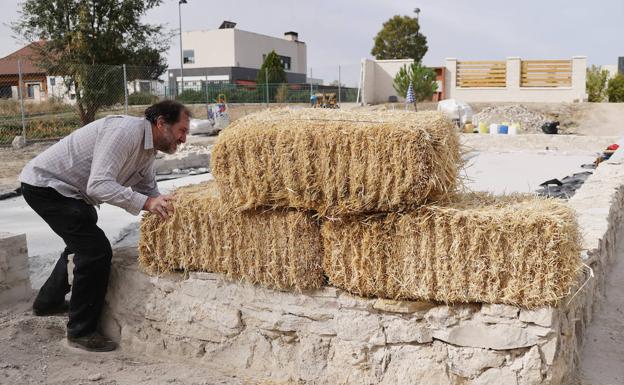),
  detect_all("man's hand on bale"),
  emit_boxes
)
[144,194,174,220]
